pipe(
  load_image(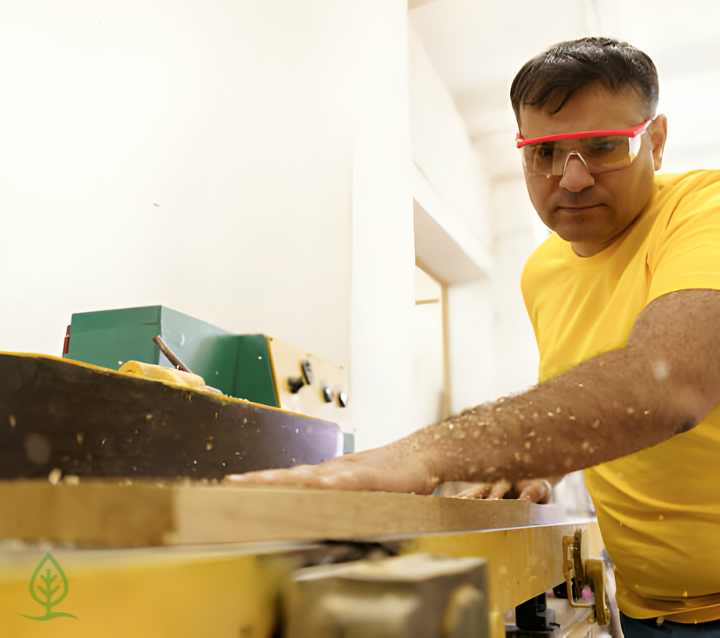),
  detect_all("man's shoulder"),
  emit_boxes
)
[654,169,720,199]
[650,169,720,235]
